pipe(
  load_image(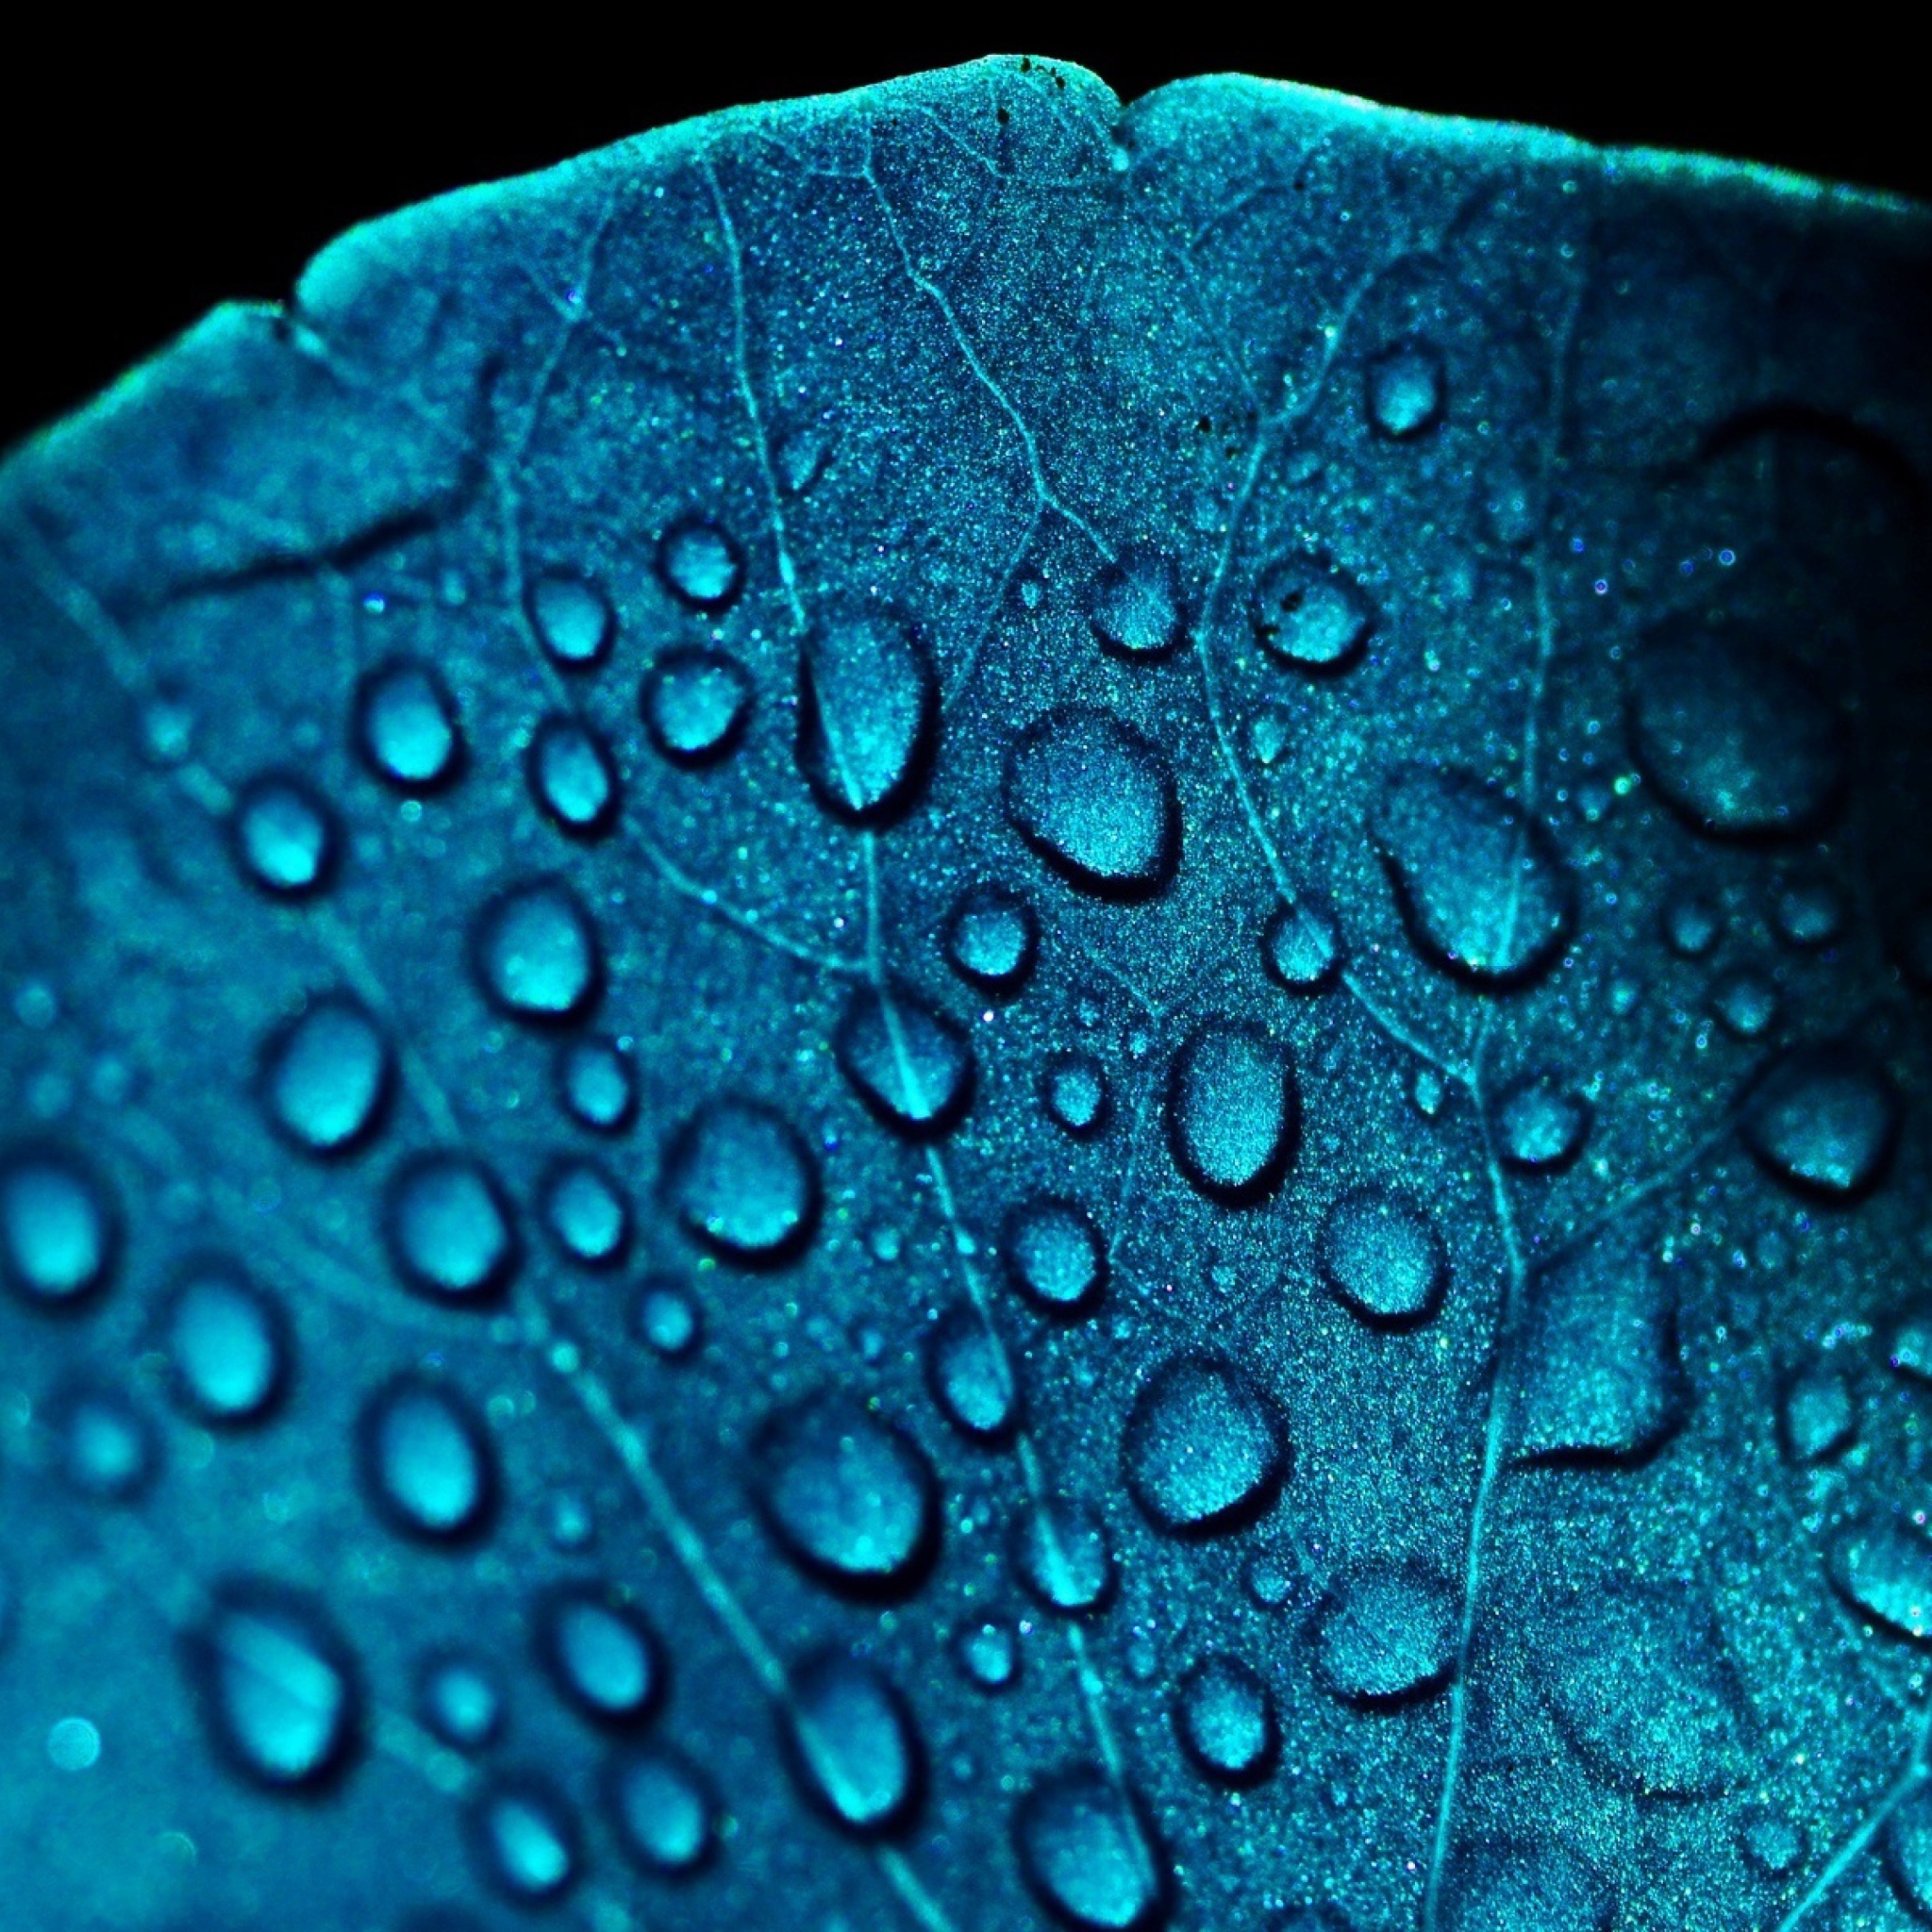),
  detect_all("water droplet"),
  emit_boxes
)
[192,1586,359,1788]
[1014,1768,1167,1932]
[556,1035,636,1135]
[1001,1197,1105,1317]
[1042,1052,1108,1137]
[1167,1022,1297,1205]
[777,425,832,495]
[1087,544,1183,658]
[1317,1562,1455,1707]
[1123,1355,1286,1537]
[1373,765,1574,987]
[1005,708,1179,901]
[1251,553,1374,672]
[955,1619,1020,1690]
[1243,1549,1294,1610]
[544,1488,596,1552]
[1712,969,1778,1040]
[751,1393,937,1595]
[527,572,614,668]
[1740,1806,1805,1880]
[1742,1042,1899,1199]
[418,1655,502,1751]
[1248,702,1292,767]
[786,1651,923,1836]
[1318,1186,1446,1328]
[540,1158,628,1268]
[46,1715,102,1773]
[634,1277,701,1357]
[834,983,974,1139]
[1012,1496,1114,1614]
[472,880,601,1024]
[1893,1317,1932,1383]
[538,1586,660,1726]
[925,1302,1020,1441]
[1629,624,1843,839]
[1660,891,1723,958]
[797,608,935,824]
[233,774,339,896]
[666,1096,818,1263]
[944,884,1037,995]
[1829,1514,1932,1641]
[385,1157,518,1304]
[258,996,392,1157]
[1774,874,1847,949]
[641,648,754,766]
[526,715,618,838]
[1782,1363,1856,1463]
[1365,341,1445,439]
[355,659,463,792]
[608,1742,716,1874]
[358,1374,495,1541]
[1493,1074,1591,1173]
[1886,1786,1932,1916]
[1261,898,1341,993]
[161,1262,287,1424]
[657,517,744,613]
[0,1148,116,1307]
[470,1776,579,1903]
[52,1383,156,1501]
[1173,1655,1275,1785]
